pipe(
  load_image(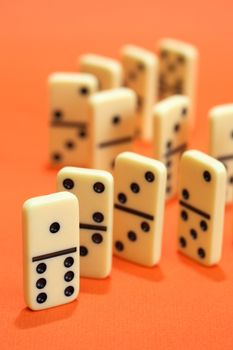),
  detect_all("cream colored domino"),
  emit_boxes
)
[88,88,137,172]
[158,39,198,126]
[48,72,98,167]
[153,95,190,200]
[209,104,233,203]
[23,192,79,310]
[121,45,158,141]
[79,54,123,90]
[113,152,166,266]
[57,167,113,278]
[177,150,226,266]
